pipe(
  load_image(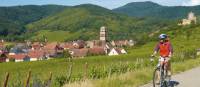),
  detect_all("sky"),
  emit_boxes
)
[0,0,200,9]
